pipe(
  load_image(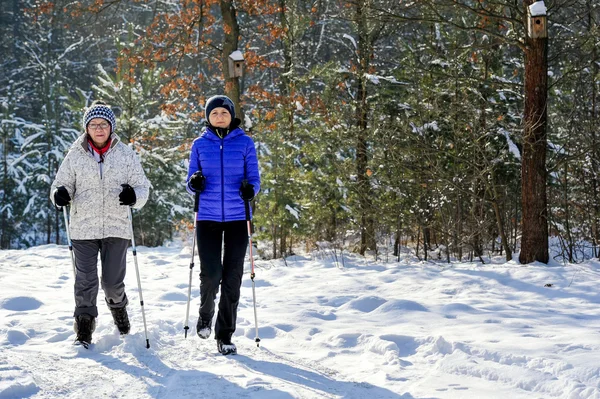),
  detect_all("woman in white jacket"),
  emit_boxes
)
[51,101,150,346]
